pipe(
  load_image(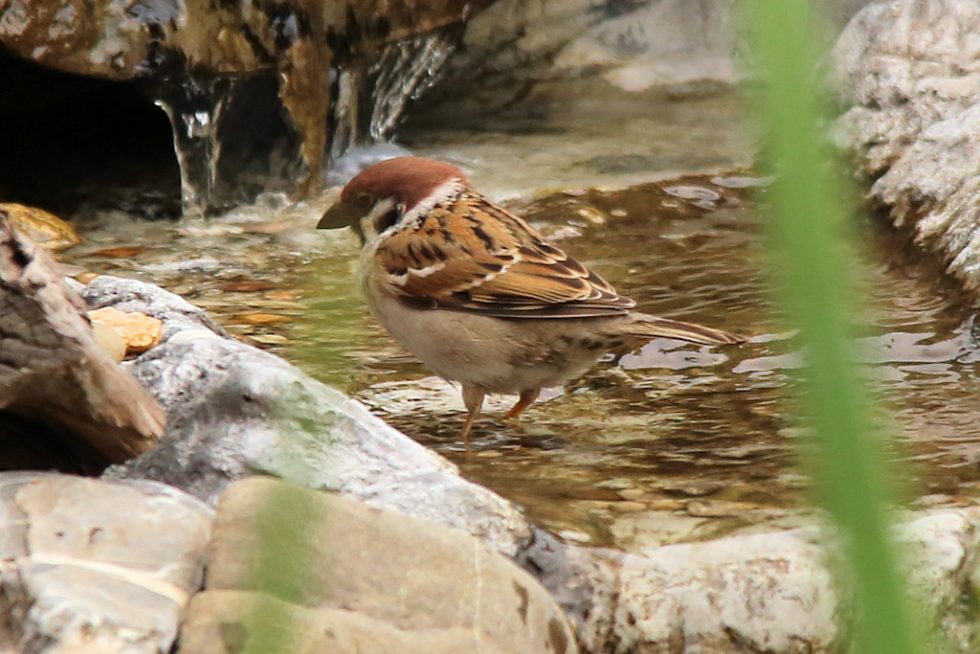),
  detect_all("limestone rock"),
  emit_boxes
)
[894,510,980,652]
[431,0,871,114]
[85,276,531,557]
[524,507,980,653]
[831,0,980,291]
[178,477,576,654]
[81,274,228,342]
[612,528,842,652]
[0,472,212,653]
[107,334,530,557]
